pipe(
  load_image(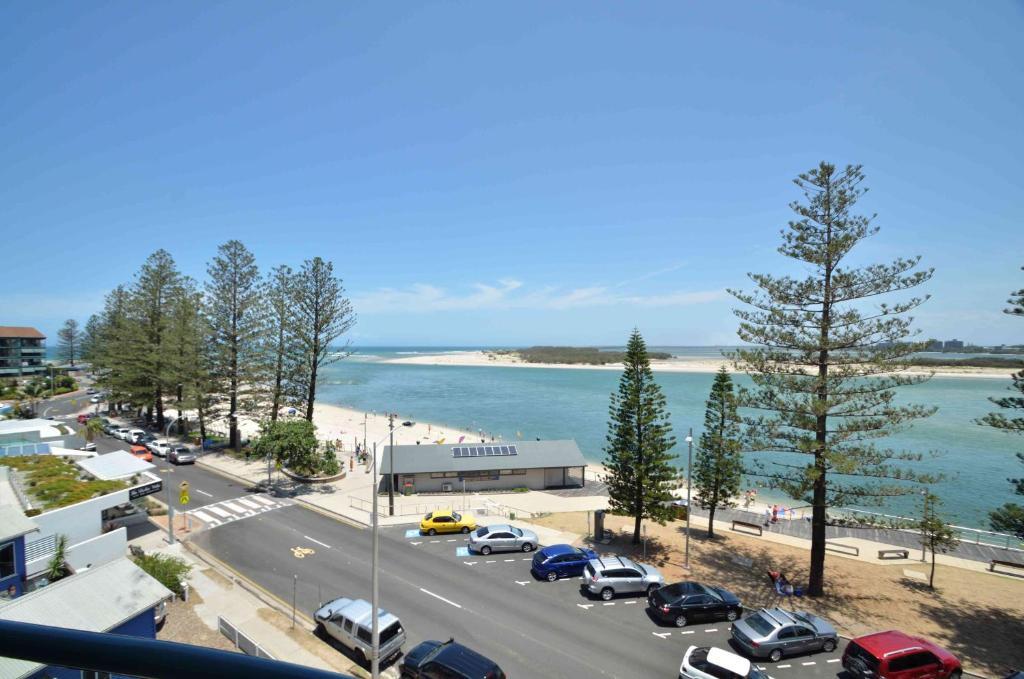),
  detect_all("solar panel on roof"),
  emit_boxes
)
[453,449,462,457]
[499,446,509,454]
[509,445,517,455]
[485,447,494,456]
